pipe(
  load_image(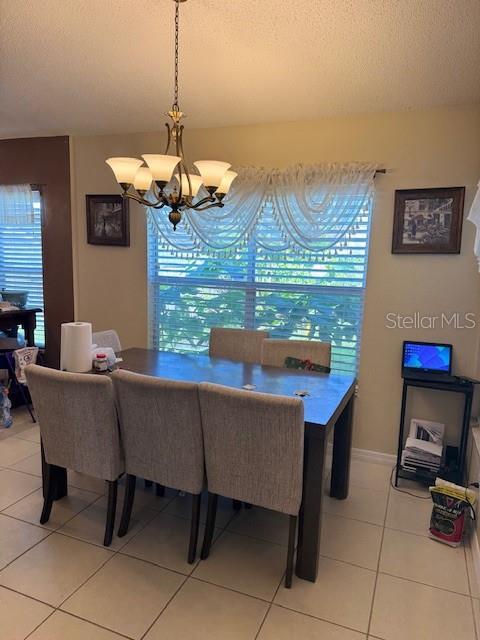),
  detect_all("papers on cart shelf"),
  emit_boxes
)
[401,418,445,475]
[409,418,445,444]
